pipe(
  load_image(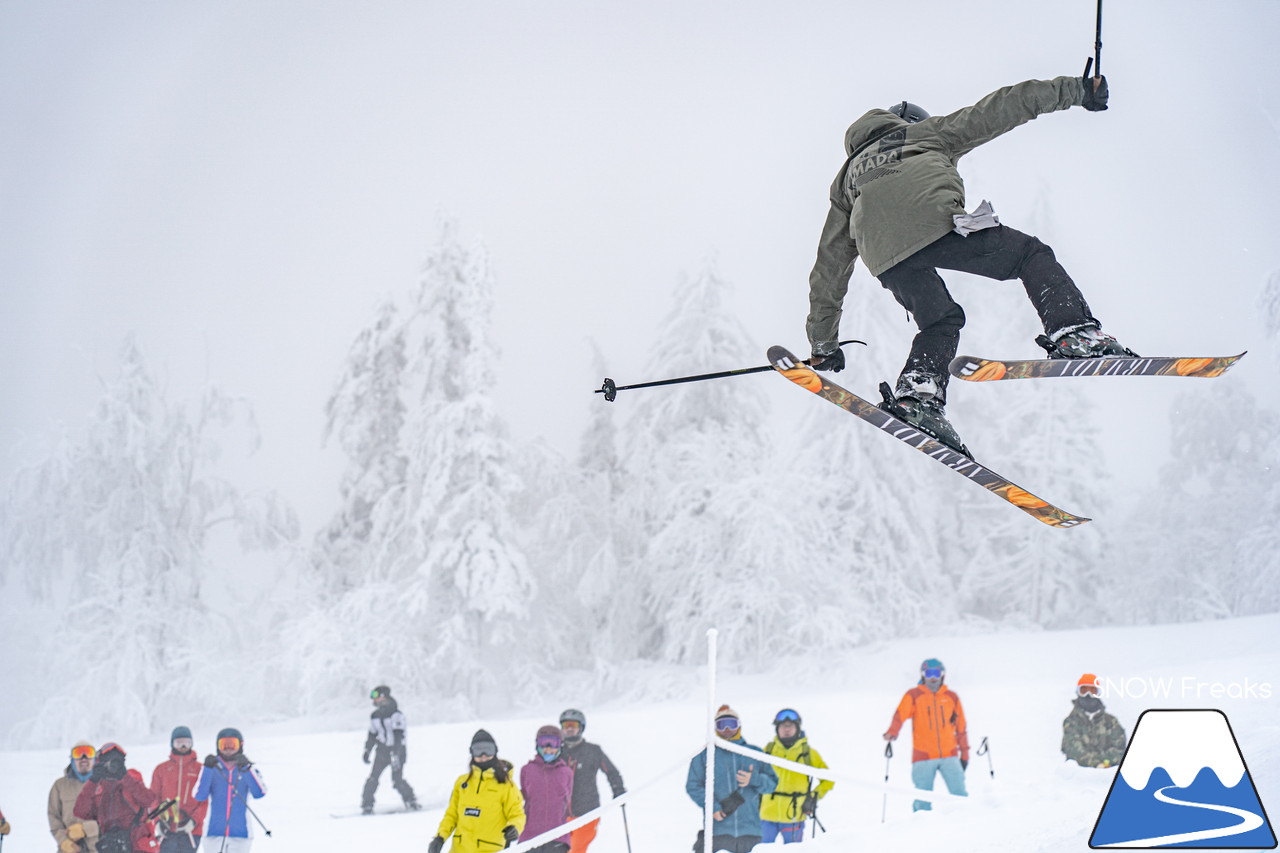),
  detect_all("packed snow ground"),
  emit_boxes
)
[3,614,1277,853]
